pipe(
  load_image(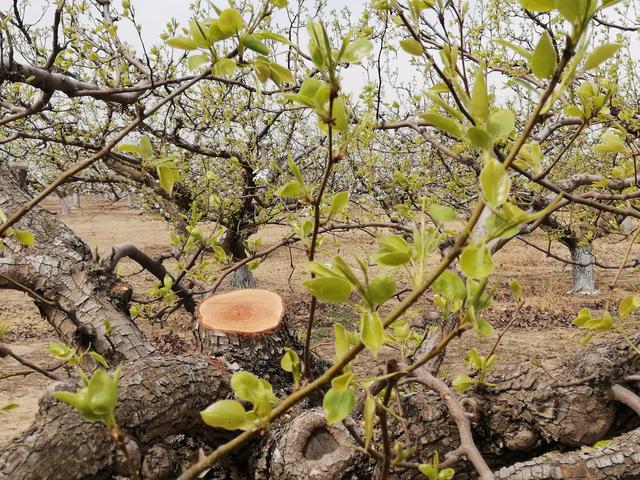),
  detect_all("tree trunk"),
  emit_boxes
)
[228,263,257,289]
[4,320,640,478]
[251,408,370,480]
[0,164,151,361]
[222,227,257,289]
[495,427,640,479]
[57,192,71,214]
[71,191,81,209]
[569,243,597,294]
[0,355,234,480]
